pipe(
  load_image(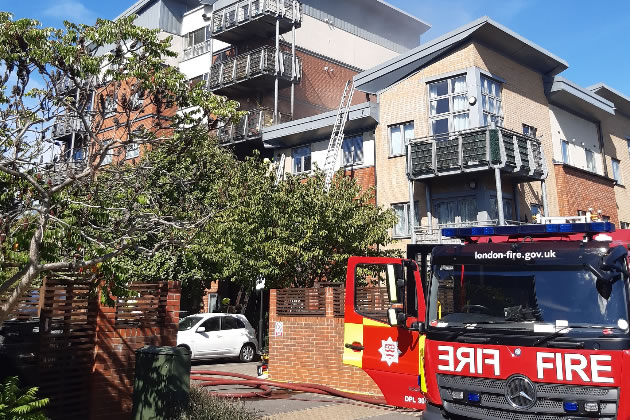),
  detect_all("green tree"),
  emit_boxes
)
[0,376,49,420]
[0,13,241,324]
